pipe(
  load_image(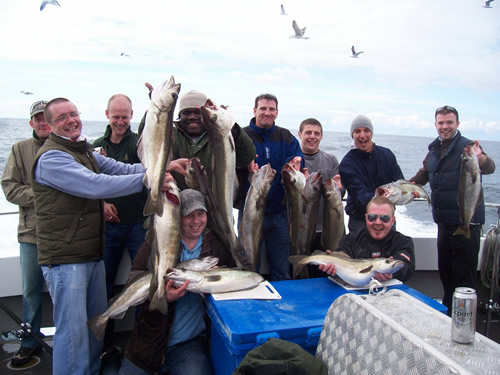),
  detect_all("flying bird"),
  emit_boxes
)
[290,20,309,39]
[280,4,287,15]
[482,0,494,8]
[351,45,364,58]
[121,52,131,58]
[40,0,61,11]
[20,91,34,95]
